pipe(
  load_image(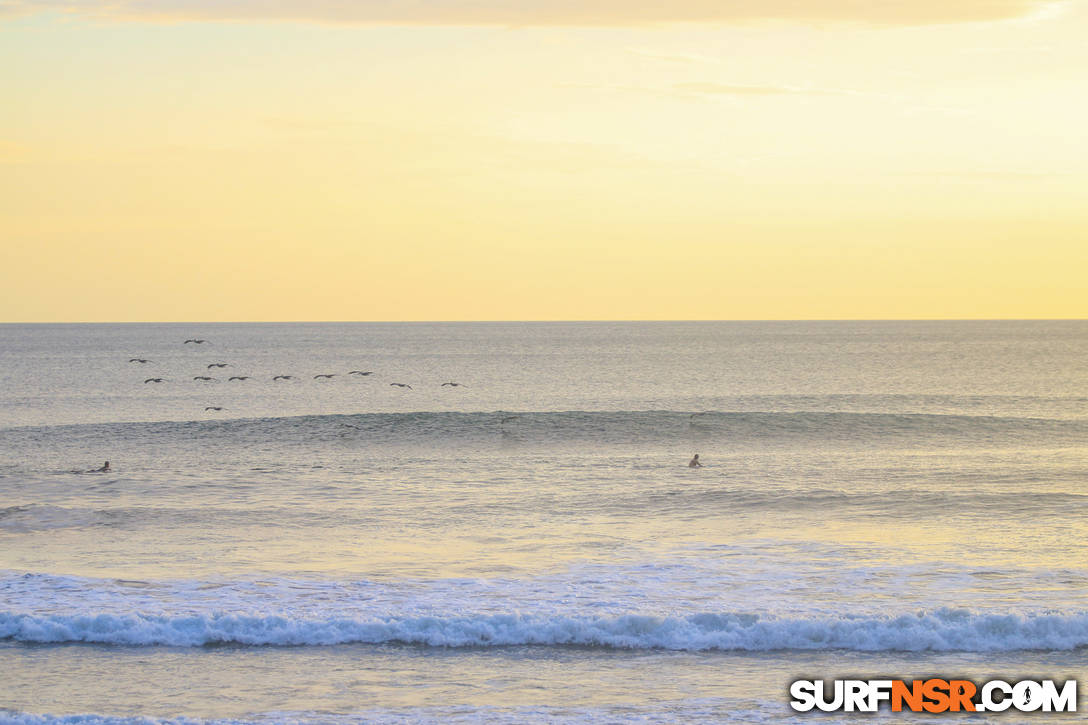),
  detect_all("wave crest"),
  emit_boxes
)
[3,609,1086,652]
[8,410,1087,450]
